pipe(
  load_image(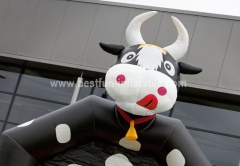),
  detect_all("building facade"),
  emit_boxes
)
[0,0,239,165]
